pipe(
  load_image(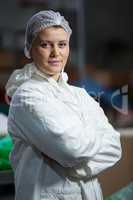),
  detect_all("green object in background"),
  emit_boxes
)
[0,159,12,170]
[105,182,133,200]
[0,103,9,116]
[0,134,13,170]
